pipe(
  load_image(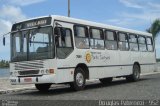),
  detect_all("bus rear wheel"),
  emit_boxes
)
[70,67,86,91]
[35,83,51,92]
[99,77,113,84]
[126,64,140,82]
